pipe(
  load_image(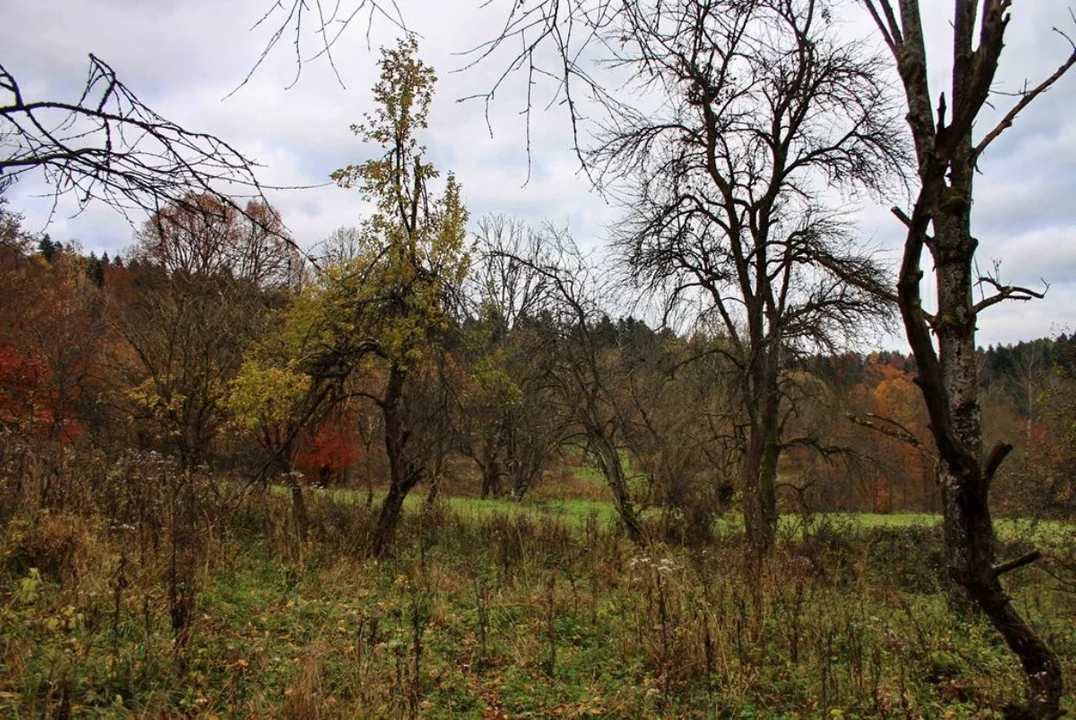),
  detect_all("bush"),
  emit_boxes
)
[1,513,98,584]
